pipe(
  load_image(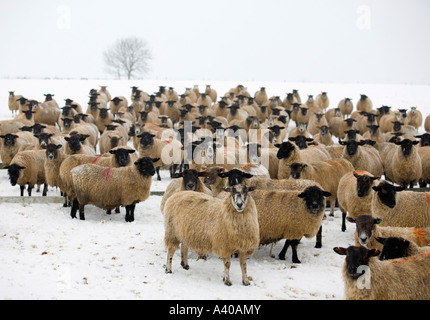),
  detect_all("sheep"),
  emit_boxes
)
[337,170,380,232]
[64,134,96,156]
[338,139,384,177]
[205,85,217,103]
[338,98,353,119]
[98,86,111,102]
[8,91,22,116]
[295,106,310,125]
[33,132,66,150]
[70,157,158,222]
[226,104,248,124]
[315,92,330,112]
[425,115,430,132]
[254,87,268,106]
[44,143,69,206]
[163,184,260,286]
[109,96,128,115]
[275,140,331,179]
[333,245,430,300]
[137,132,182,181]
[313,125,334,146]
[288,158,354,217]
[288,122,310,139]
[363,125,384,146]
[406,107,423,130]
[308,112,328,136]
[375,236,430,261]
[95,107,114,133]
[68,121,99,150]
[417,145,430,187]
[13,109,36,126]
[383,138,422,188]
[4,149,47,197]
[213,99,230,119]
[347,215,430,251]
[372,180,430,228]
[99,126,127,155]
[31,100,60,127]
[0,132,39,166]
[356,94,373,113]
[160,169,212,213]
[251,186,331,263]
